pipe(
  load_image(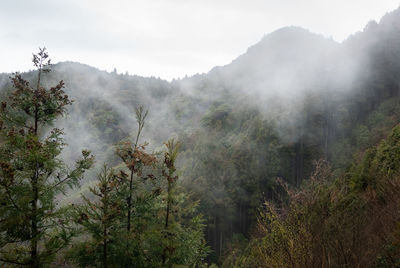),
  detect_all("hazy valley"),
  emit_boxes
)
[1,5,400,268]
